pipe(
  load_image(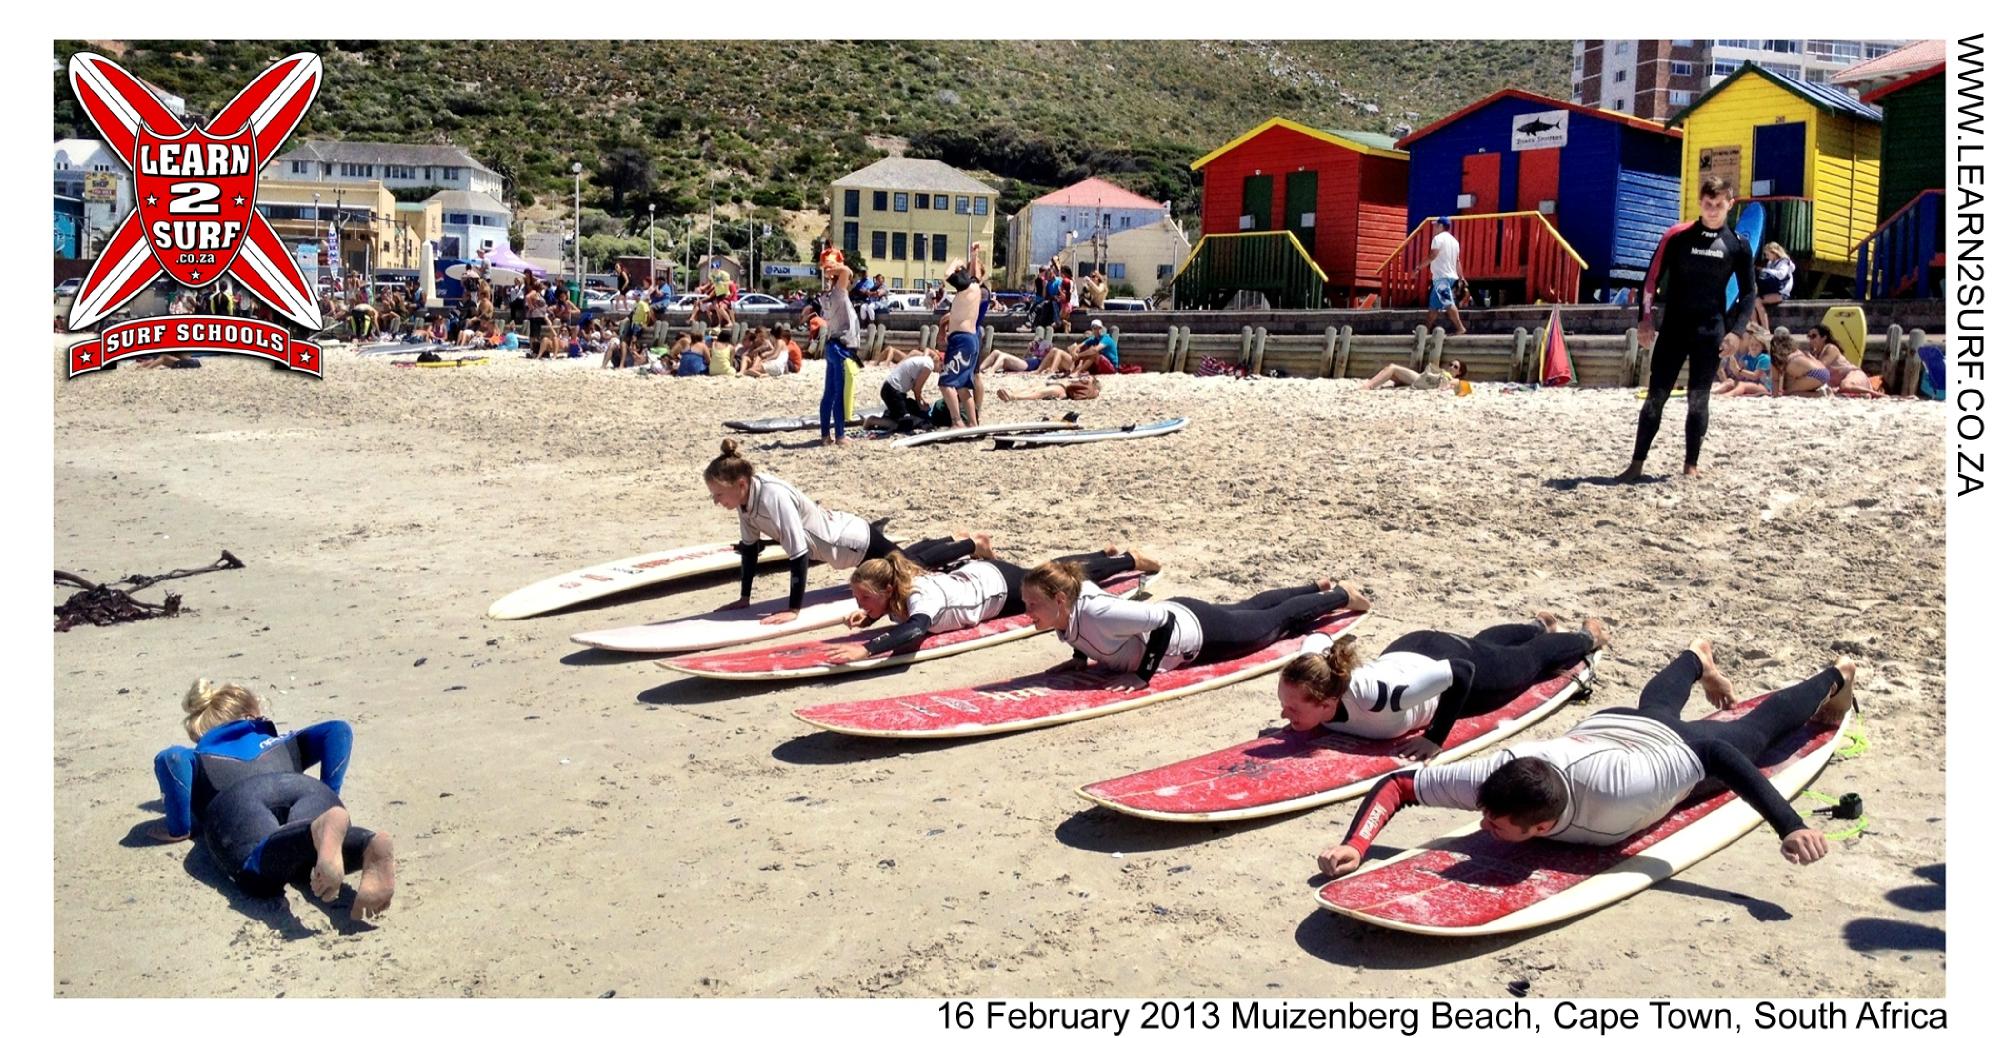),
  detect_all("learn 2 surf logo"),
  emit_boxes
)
[64,52,325,378]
